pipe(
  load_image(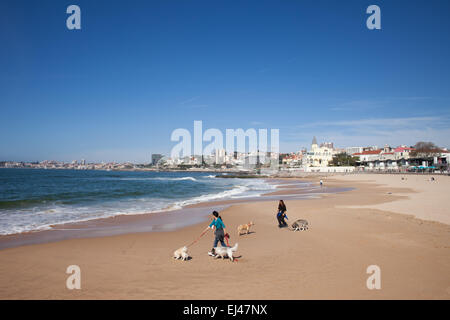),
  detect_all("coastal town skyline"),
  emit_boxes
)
[1,135,449,164]
[2,136,448,174]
